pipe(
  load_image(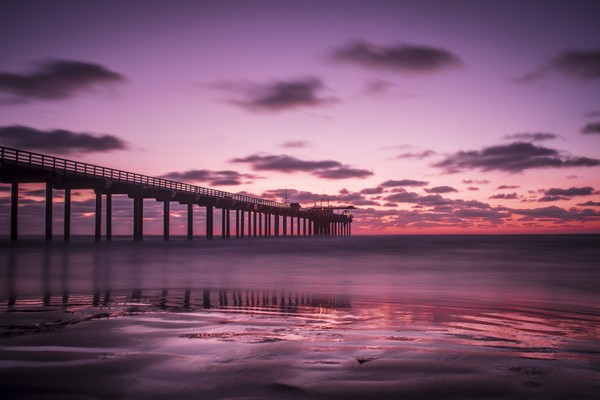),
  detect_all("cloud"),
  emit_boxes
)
[231,153,372,180]
[332,40,462,73]
[504,132,559,142]
[511,206,600,222]
[215,77,337,112]
[434,142,600,173]
[395,150,436,160]
[360,187,384,195]
[281,140,311,148]
[497,185,520,190]
[489,193,518,200]
[538,195,569,202]
[582,122,600,134]
[364,79,394,95]
[462,179,489,184]
[162,169,260,186]
[577,201,600,207]
[380,179,428,187]
[313,167,373,179]
[424,186,457,194]
[551,49,600,80]
[0,125,128,154]
[0,60,124,102]
[544,187,595,197]
[517,48,600,83]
